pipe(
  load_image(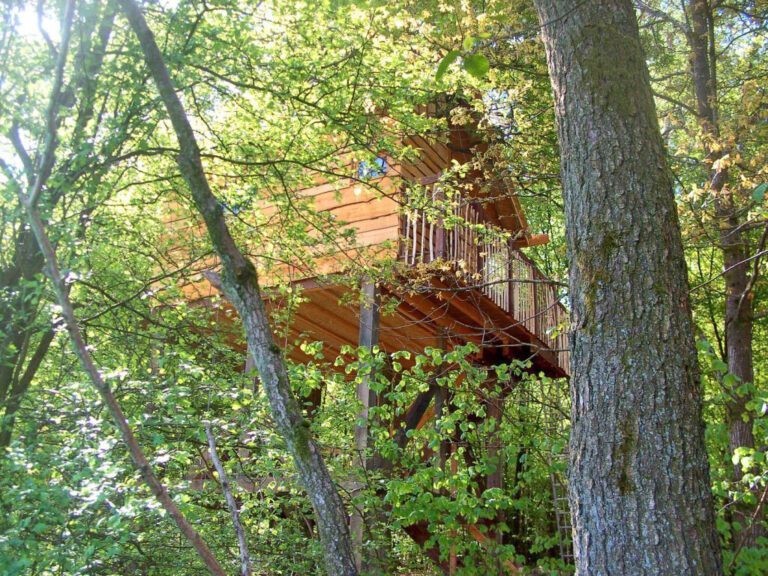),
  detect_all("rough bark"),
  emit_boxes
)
[118,2,358,574]
[531,1,723,574]
[687,0,763,547]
